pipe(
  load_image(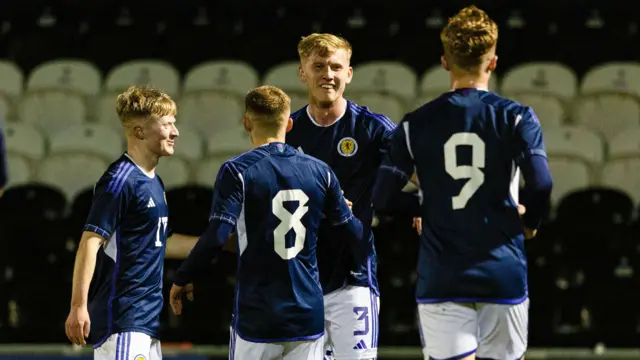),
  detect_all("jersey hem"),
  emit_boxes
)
[235,329,324,343]
[417,293,528,305]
